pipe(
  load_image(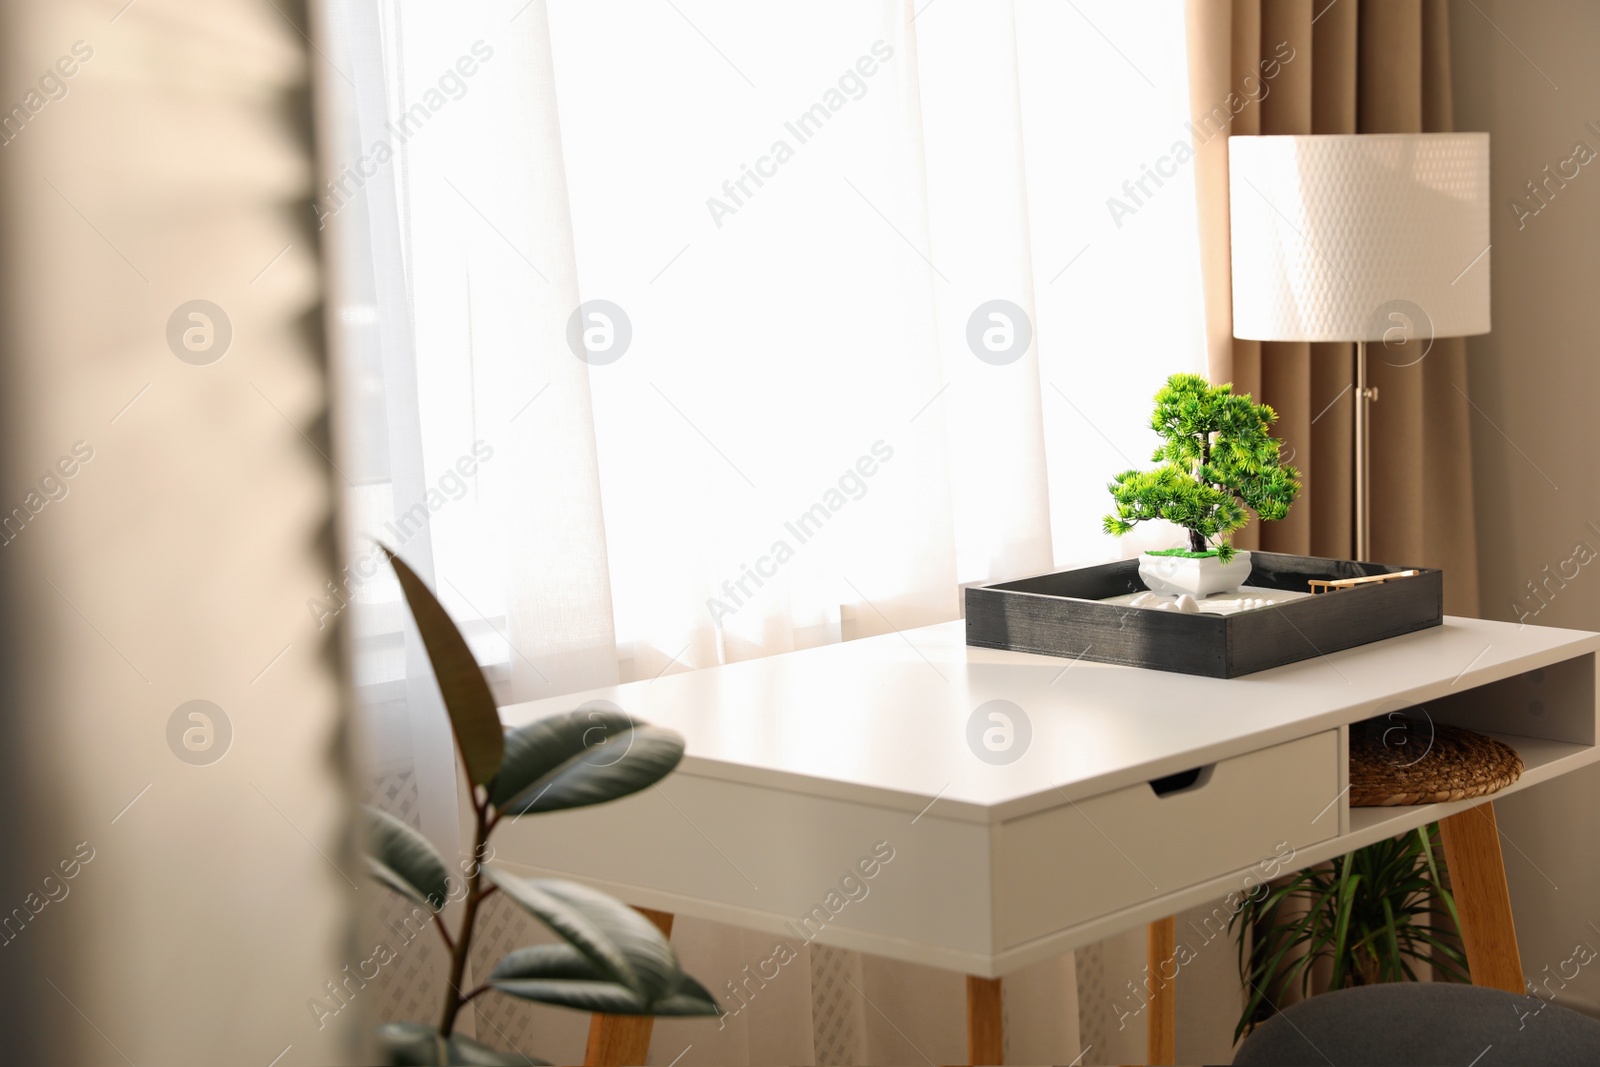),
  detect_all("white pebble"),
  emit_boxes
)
[1173,594,1200,613]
